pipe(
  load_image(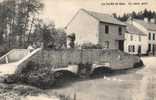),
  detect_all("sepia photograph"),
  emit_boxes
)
[0,0,156,100]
